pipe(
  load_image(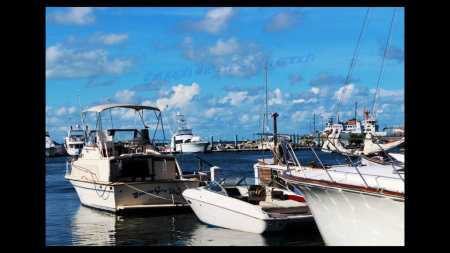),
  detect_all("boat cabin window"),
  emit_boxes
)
[219,177,257,187]
[69,144,83,149]
[108,129,149,143]
[204,181,228,196]
[70,130,84,137]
